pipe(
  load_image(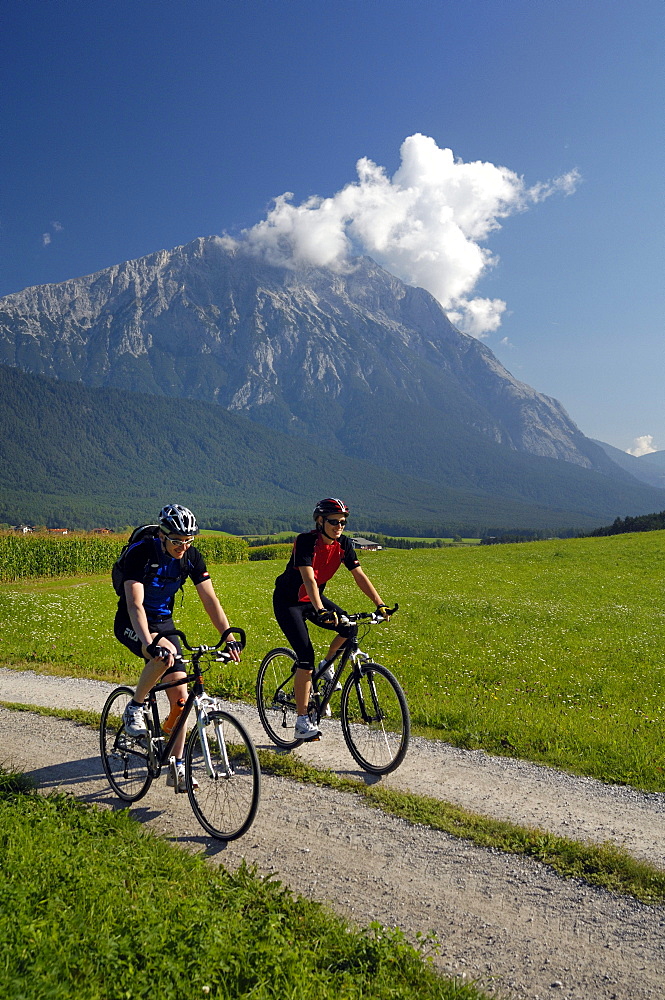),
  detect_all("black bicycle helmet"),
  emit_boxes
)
[158,503,199,536]
[313,497,350,519]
